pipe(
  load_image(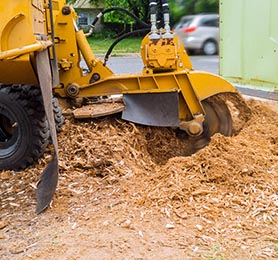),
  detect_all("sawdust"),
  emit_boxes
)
[1,97,278,259]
